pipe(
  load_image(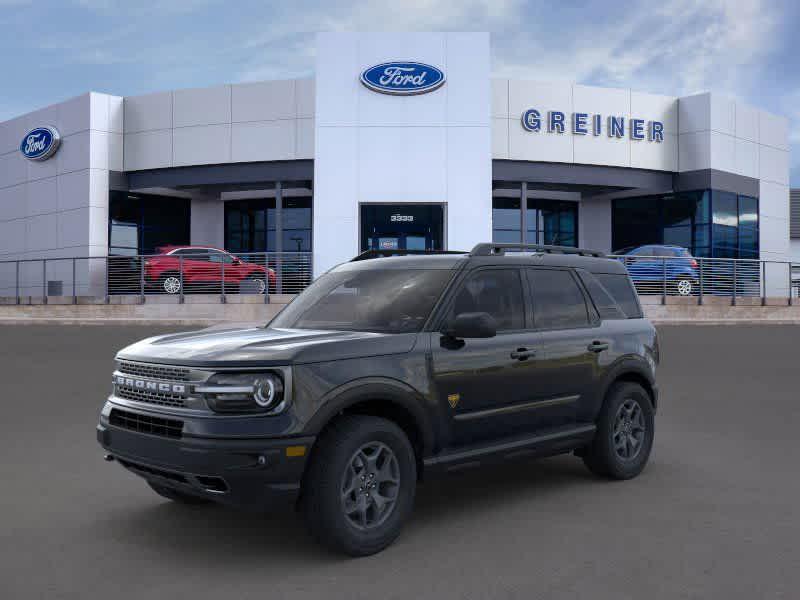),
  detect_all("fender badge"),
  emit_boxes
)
[447,393,460,409]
